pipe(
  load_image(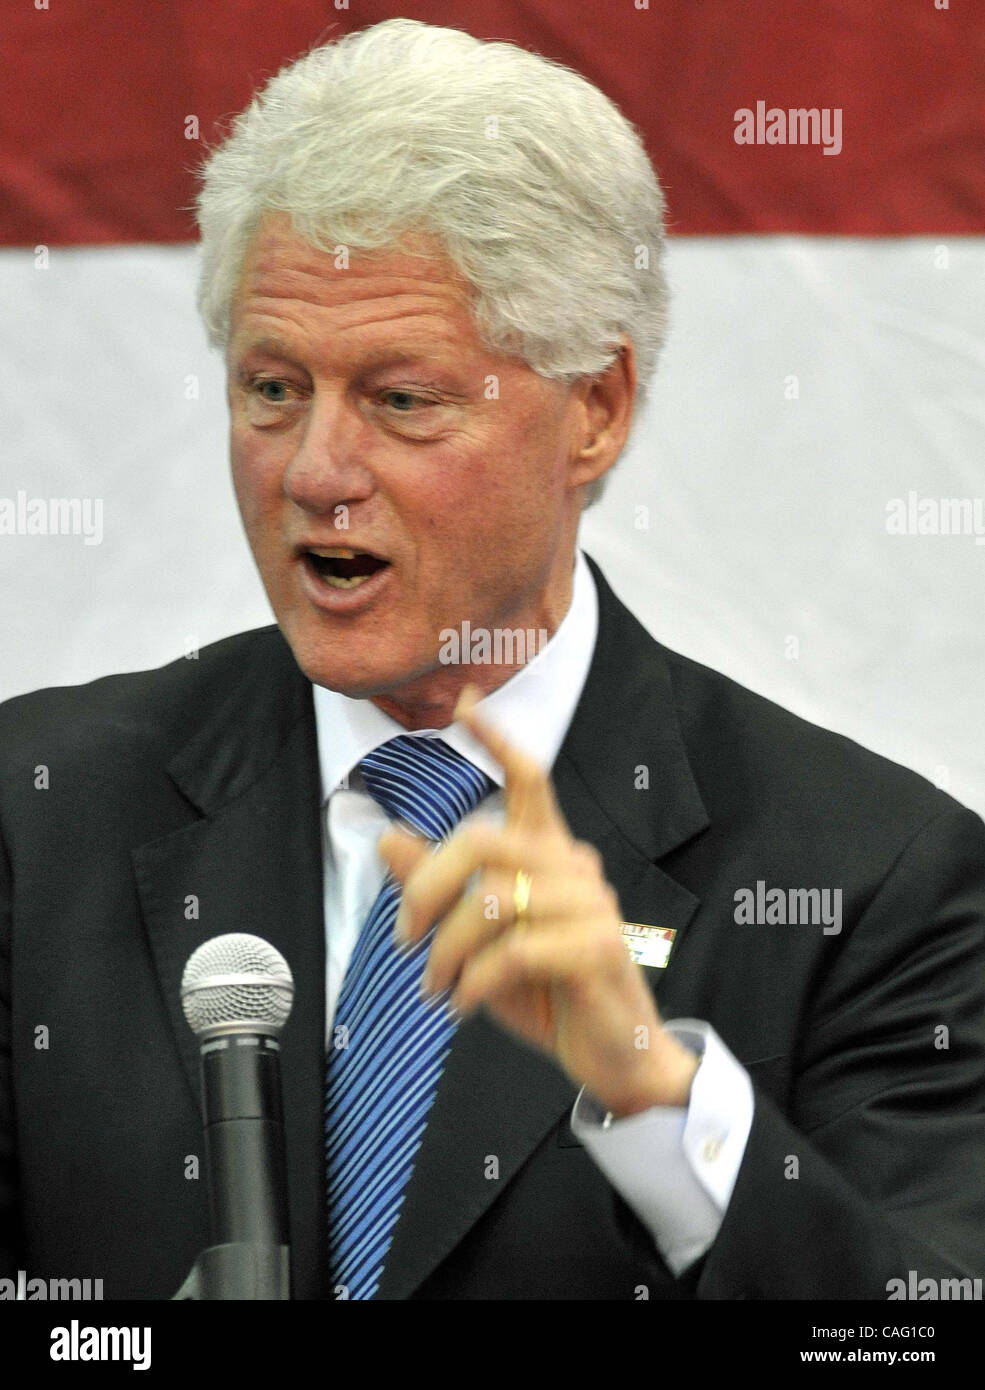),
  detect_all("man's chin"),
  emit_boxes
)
[287,637,440,705]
